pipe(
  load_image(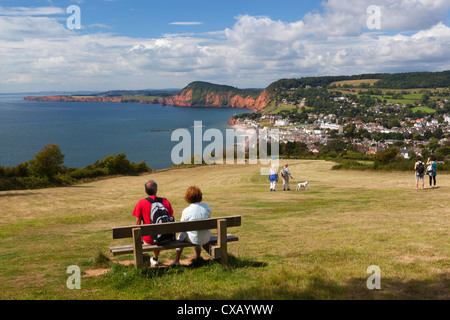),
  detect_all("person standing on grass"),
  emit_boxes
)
[269,164,279,191]
[414,156,425,190]
[426,155,437,188]
[280,163,294,191]
[171,186,212,266]
[132,179,174,267]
